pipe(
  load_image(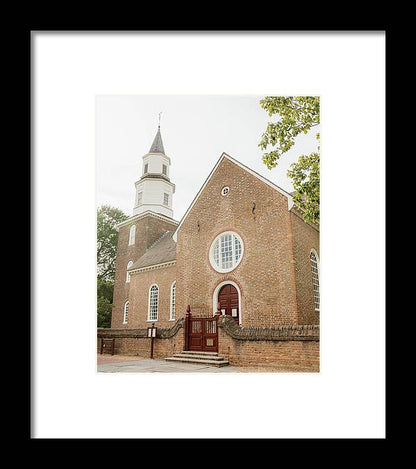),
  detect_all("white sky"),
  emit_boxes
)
[96,95,319,222]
